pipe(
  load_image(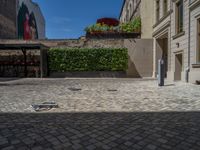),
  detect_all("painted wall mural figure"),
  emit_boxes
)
[24,13,31,40]
[18,2,38,40]
[29,13,38,39]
